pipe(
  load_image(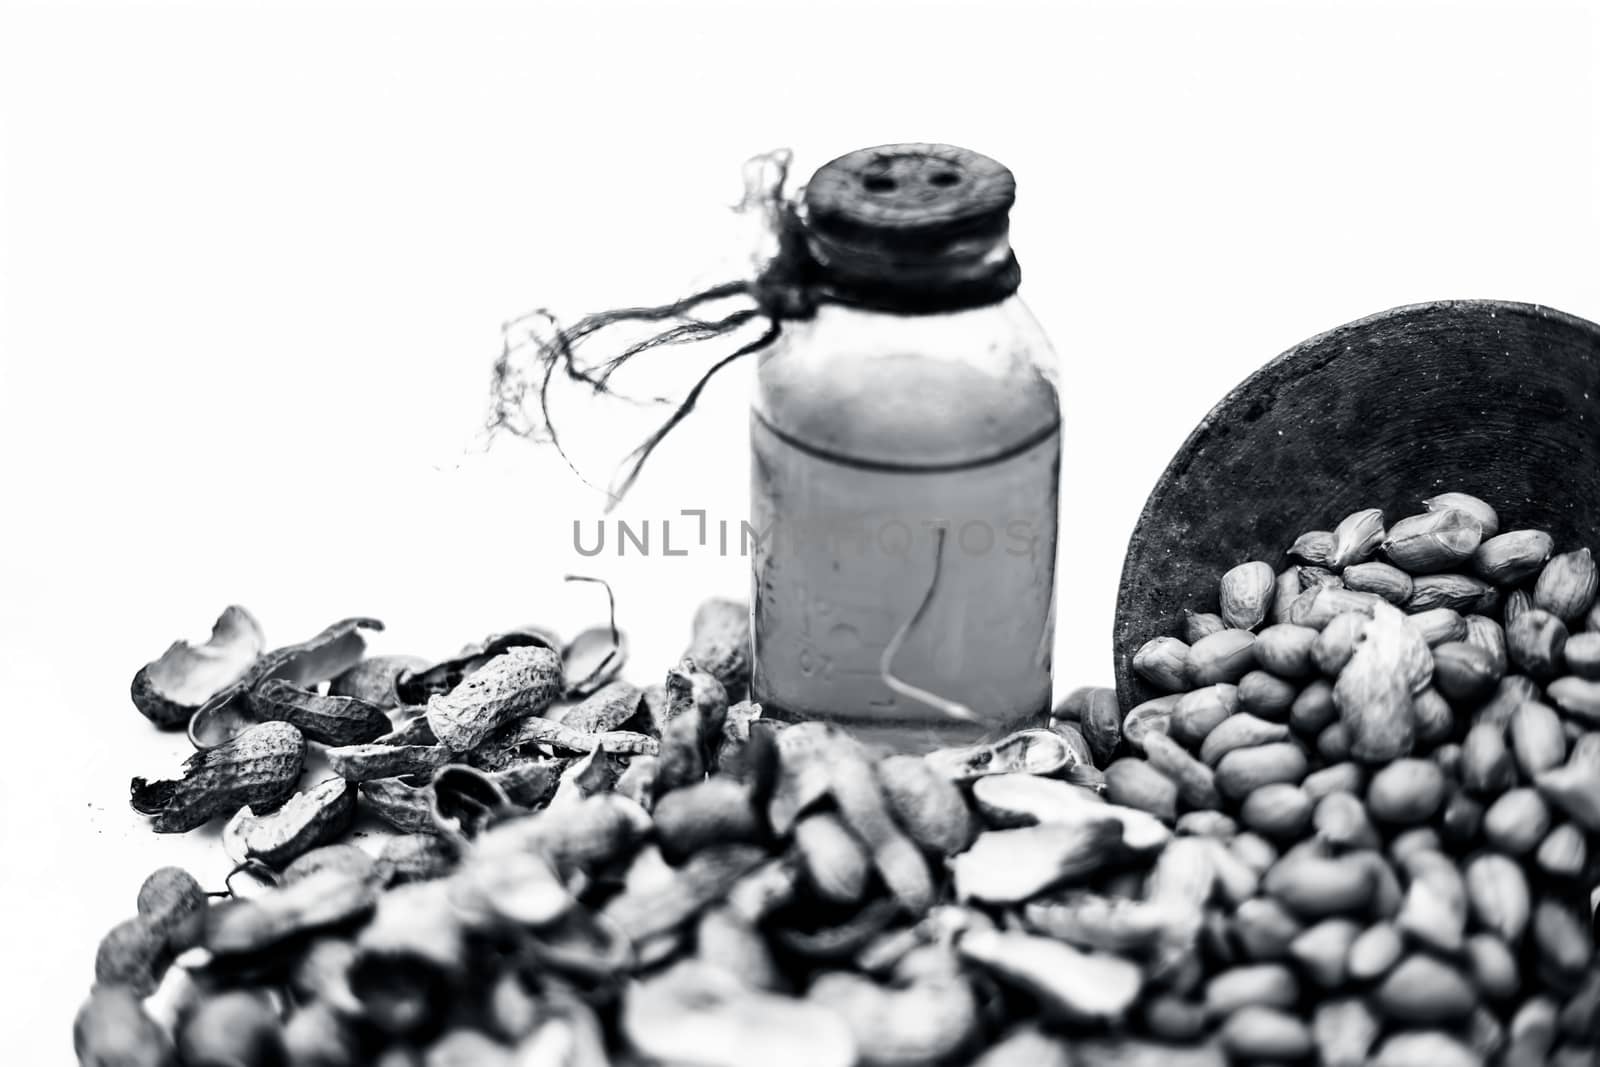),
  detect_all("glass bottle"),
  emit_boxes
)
[749,144,1060,753]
